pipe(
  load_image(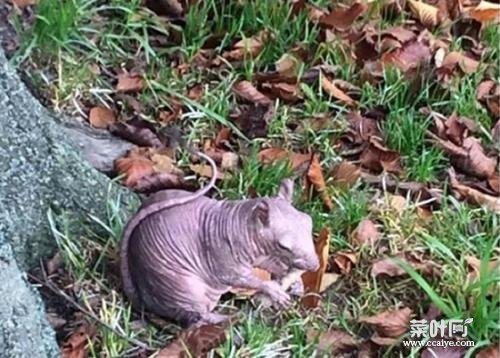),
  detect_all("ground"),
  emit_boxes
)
[1,0,499,357]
